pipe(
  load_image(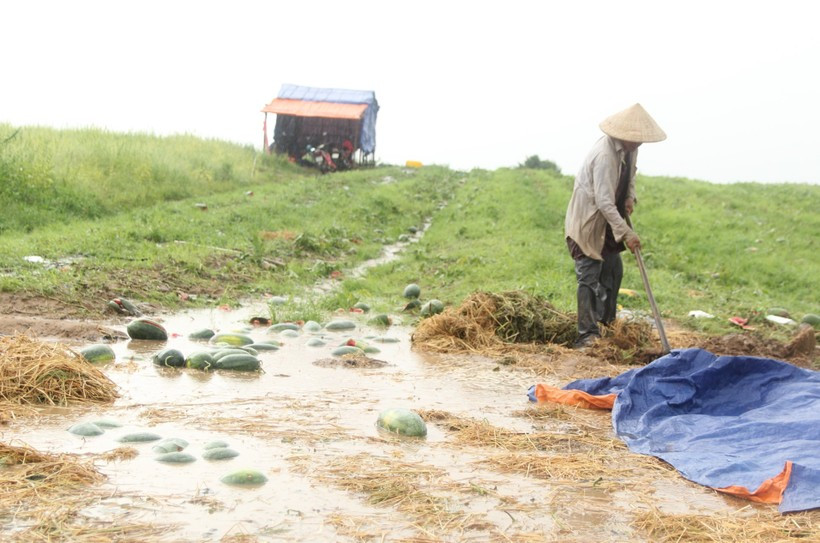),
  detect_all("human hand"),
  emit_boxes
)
[625,231,641,252]
[625,197,635,215]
